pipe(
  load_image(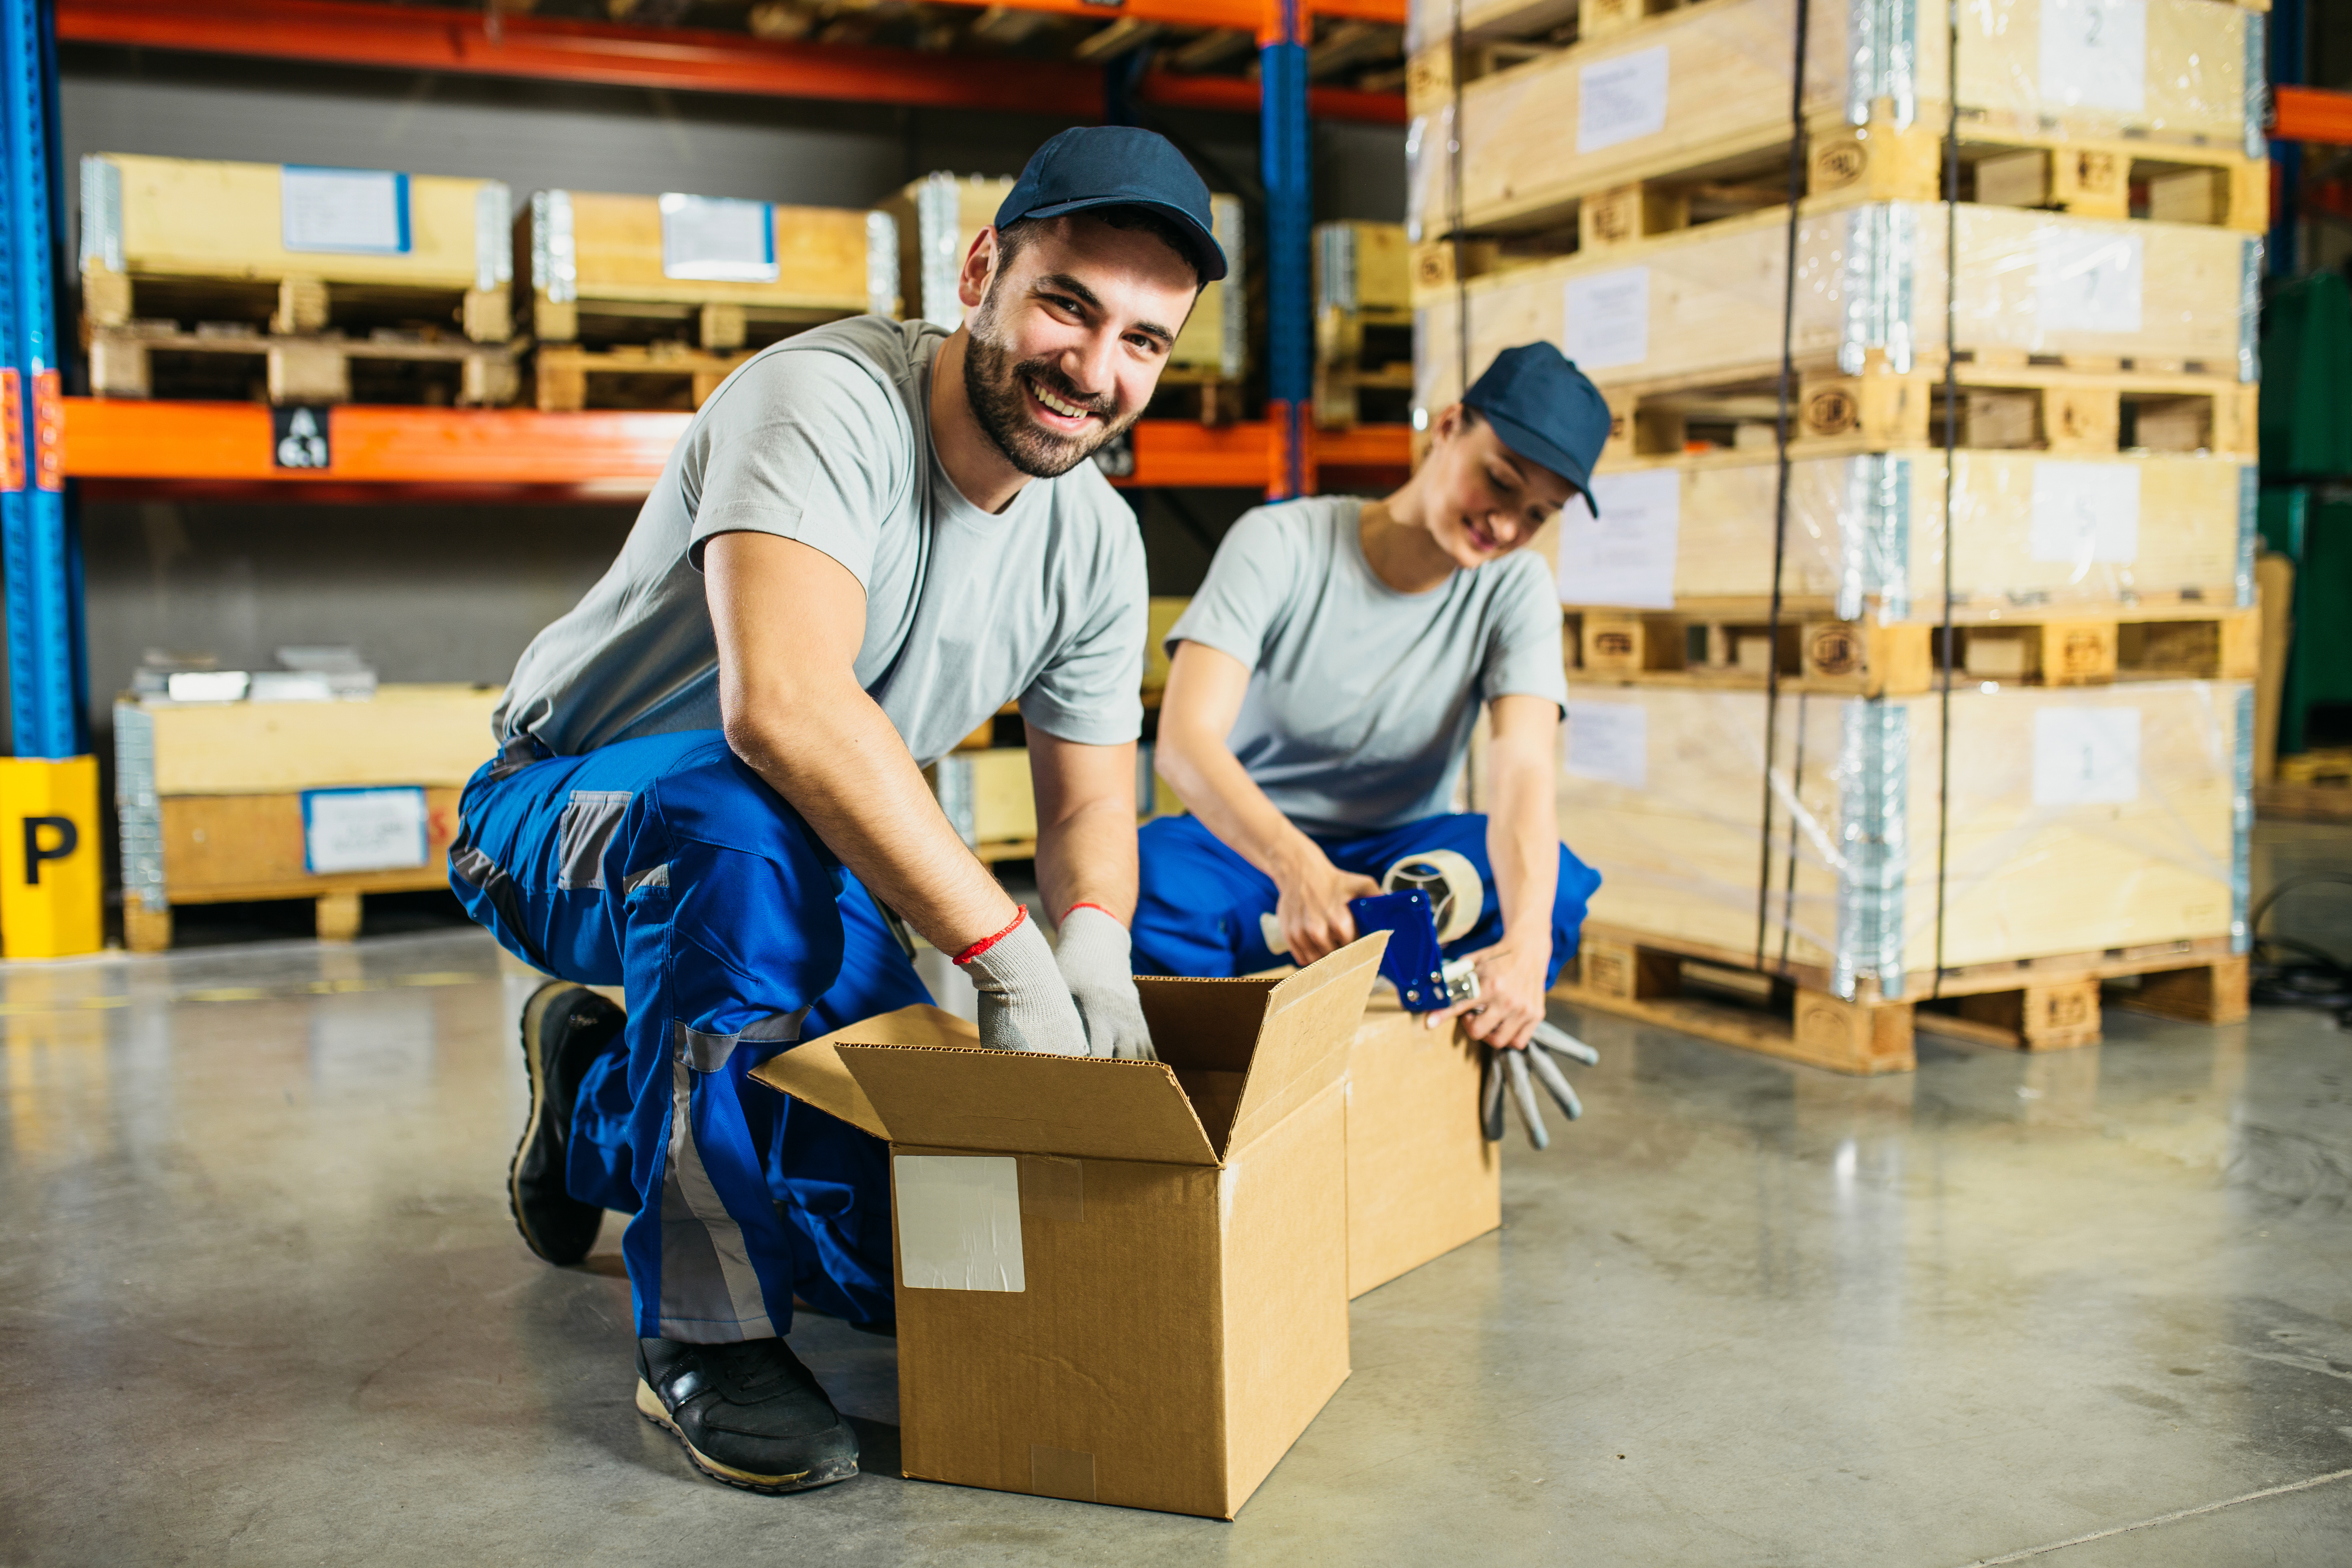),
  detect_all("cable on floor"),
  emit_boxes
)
[2247,872,2352,1026]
